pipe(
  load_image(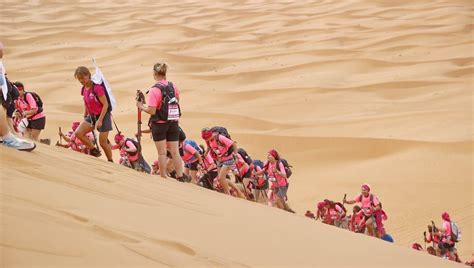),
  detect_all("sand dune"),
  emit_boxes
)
[1,0,472,266]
